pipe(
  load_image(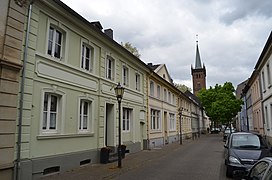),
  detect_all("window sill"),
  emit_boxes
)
[37,133,94,140]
